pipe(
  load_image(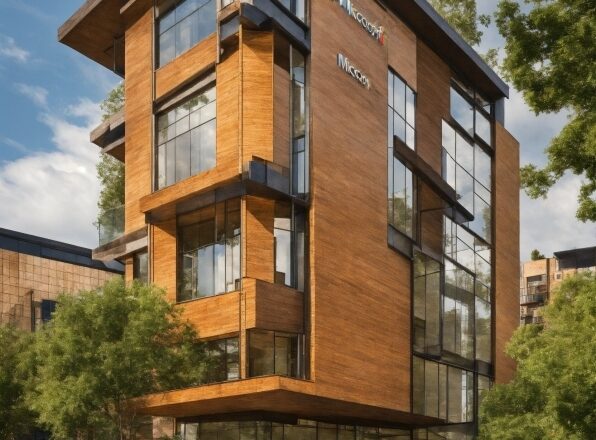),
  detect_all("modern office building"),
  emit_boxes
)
[59,0,520,438]
[0,227,122,330]
[520,246,596,325]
